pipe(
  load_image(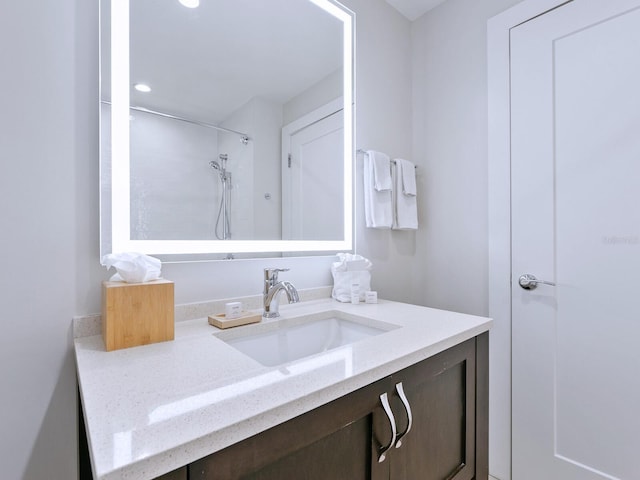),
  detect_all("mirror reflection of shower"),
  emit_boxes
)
[210,153,232,240]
